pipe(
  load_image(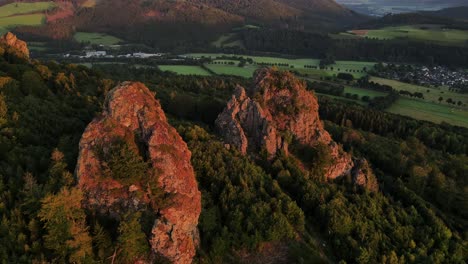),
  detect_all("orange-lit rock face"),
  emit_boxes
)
[76,82,201,264]
[0,32,30,59]
[216,68,353,180]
